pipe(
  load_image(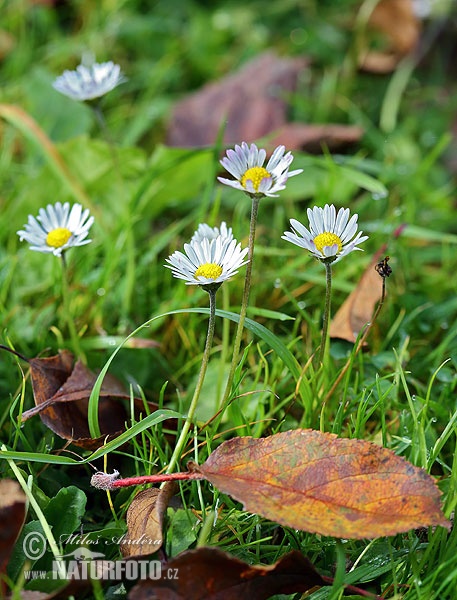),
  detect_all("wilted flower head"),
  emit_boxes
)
[17,202,94,257]
[166,235,248,288]
[53,60,125,101]
[191,222,233,244]
[218,142,302,198]
[282,204,368,264]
